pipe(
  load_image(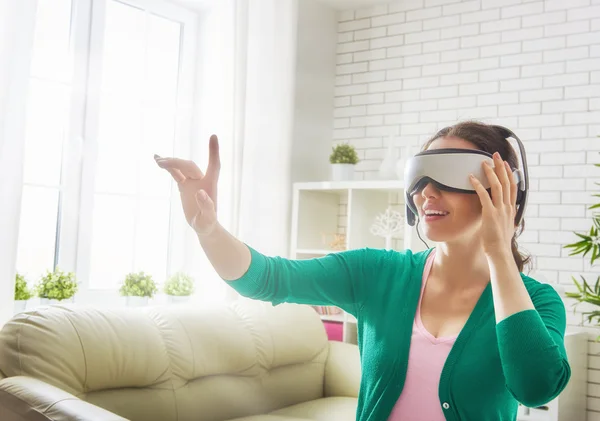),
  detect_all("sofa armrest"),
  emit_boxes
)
[0,376,128,421]
[324,340,361,398]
